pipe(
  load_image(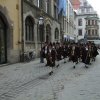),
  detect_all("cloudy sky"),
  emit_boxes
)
[87,0,100,16]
